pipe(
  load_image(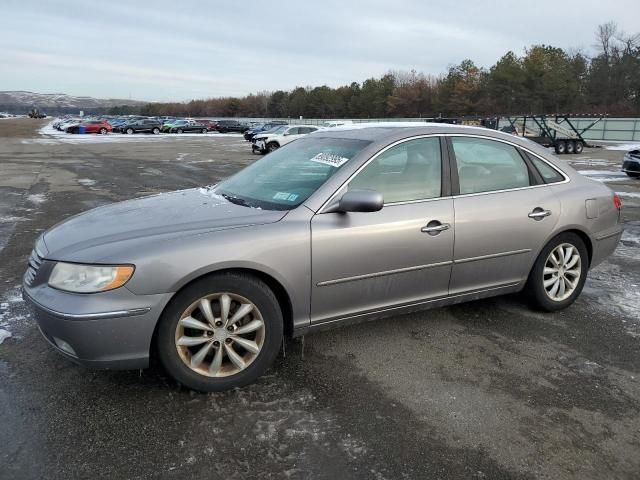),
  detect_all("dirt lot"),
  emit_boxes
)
[0,121,639,479]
